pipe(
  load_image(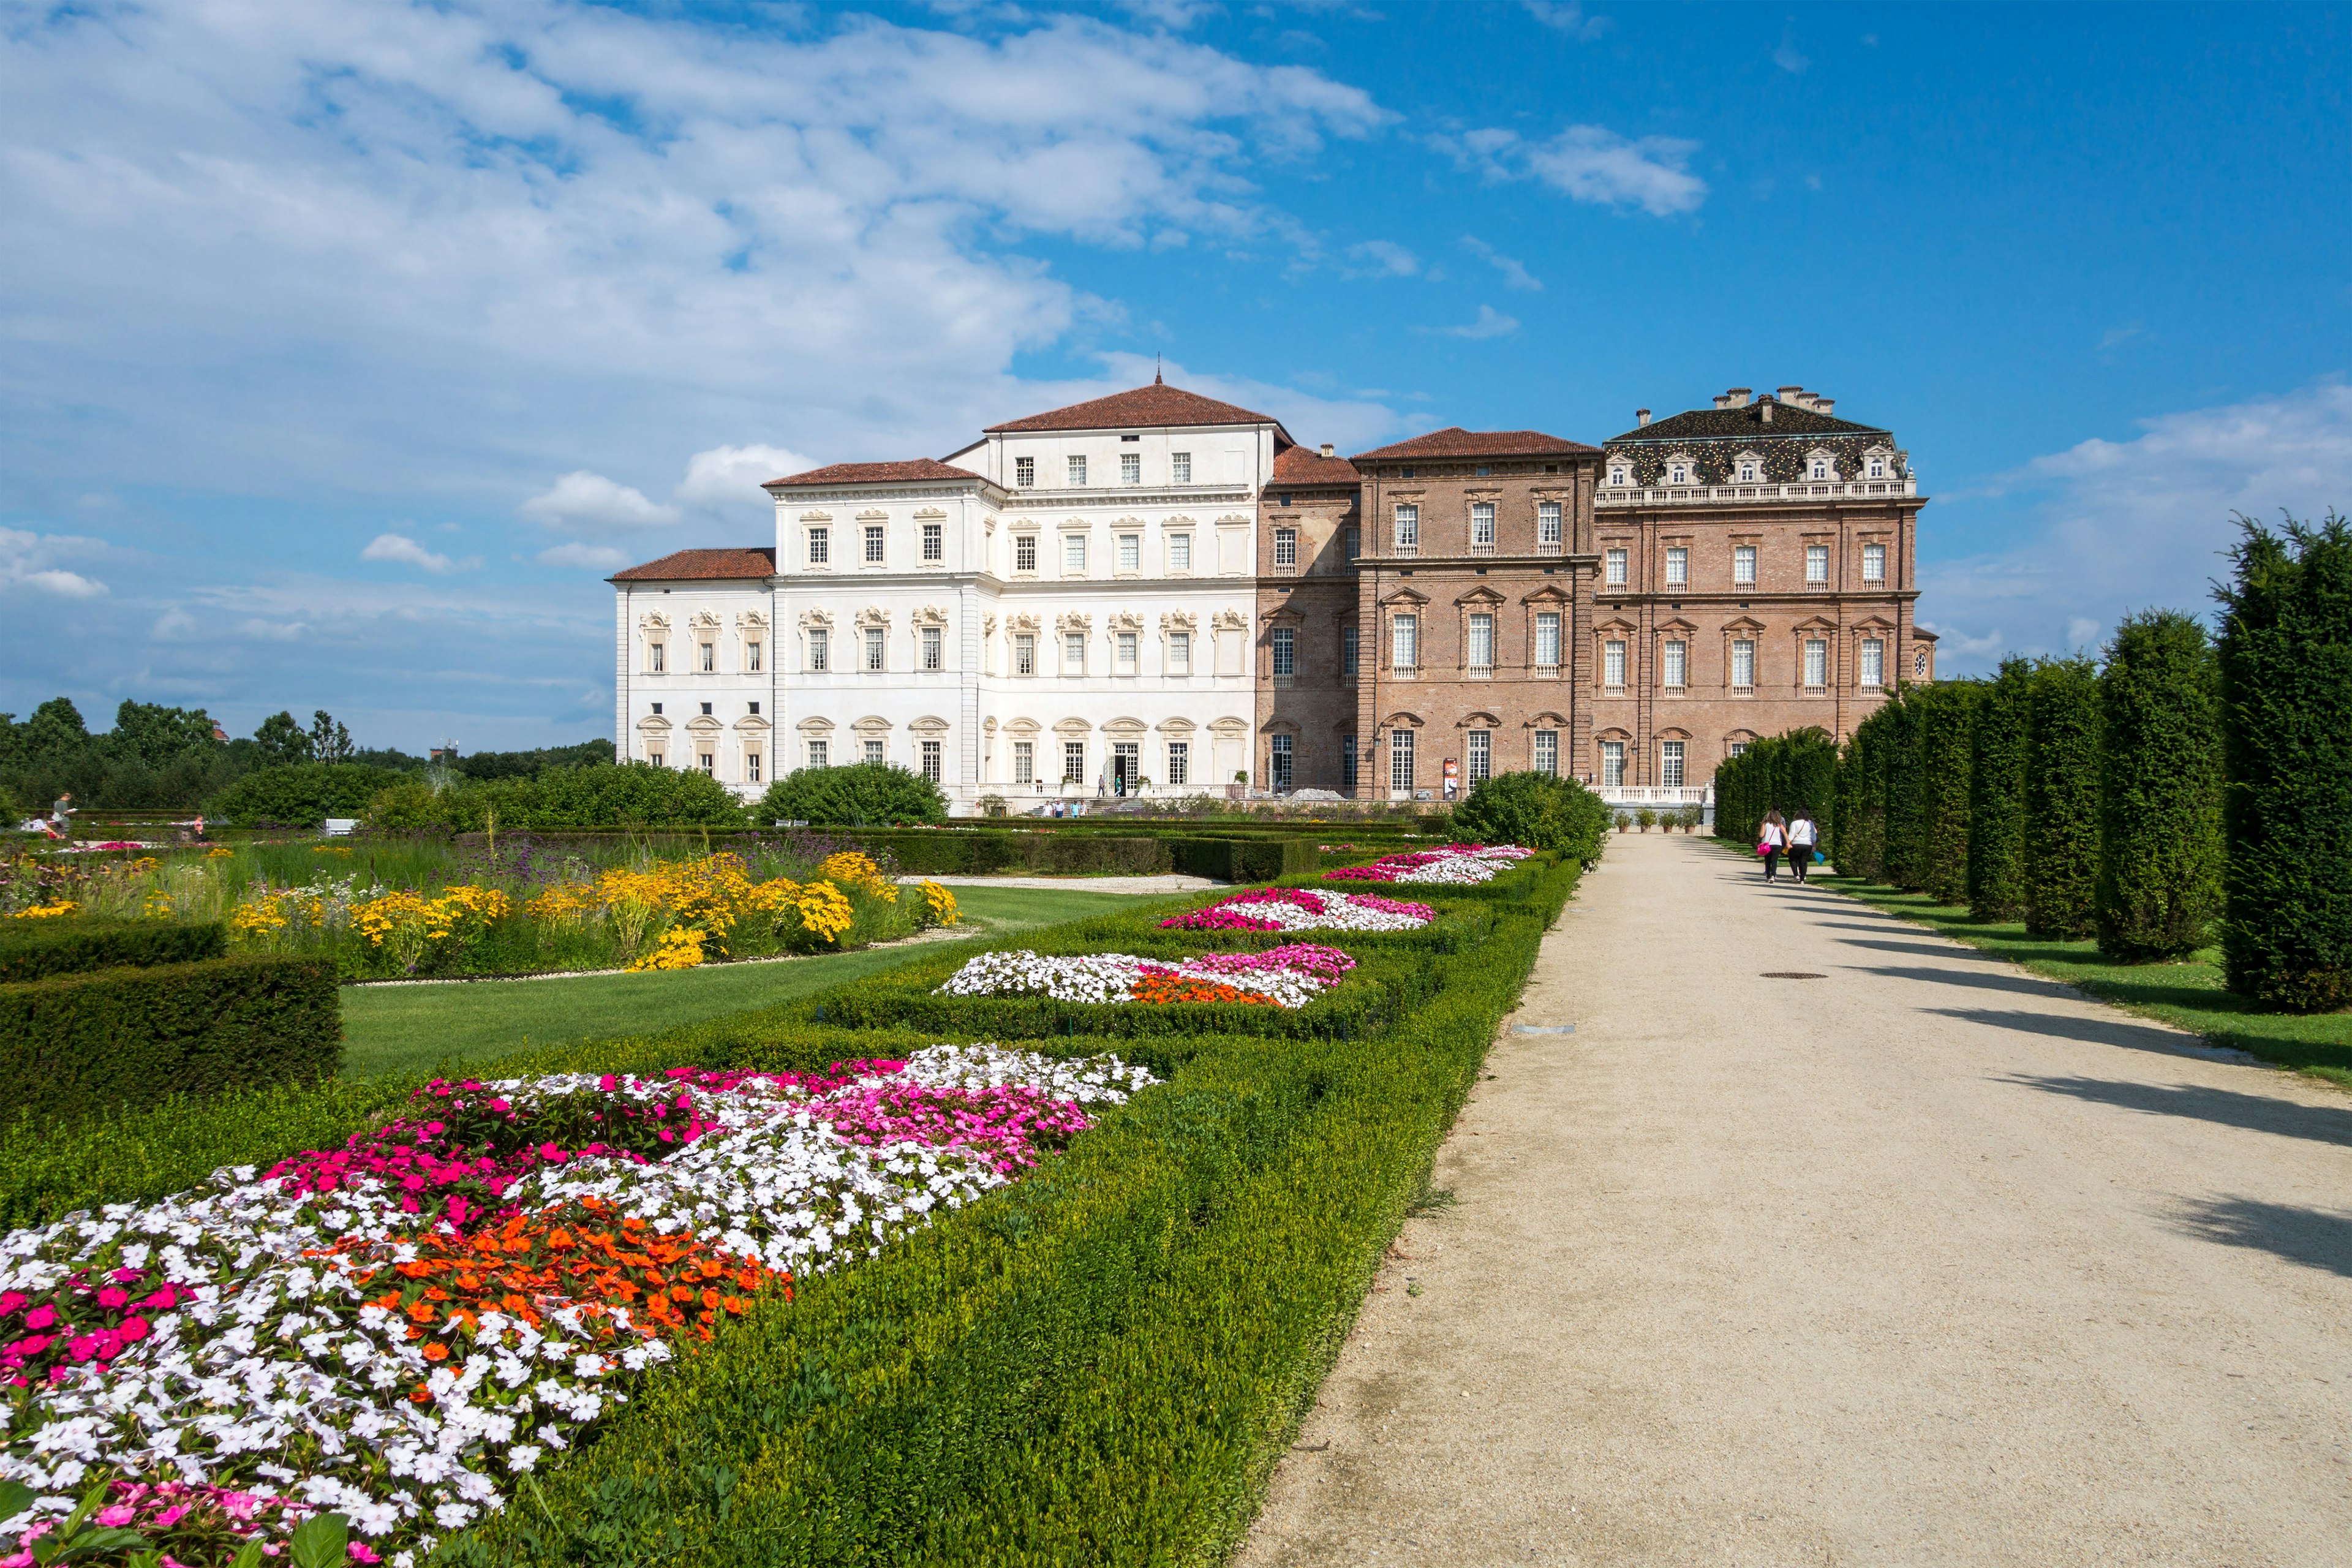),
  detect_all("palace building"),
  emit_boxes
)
[610,380,1929,813]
